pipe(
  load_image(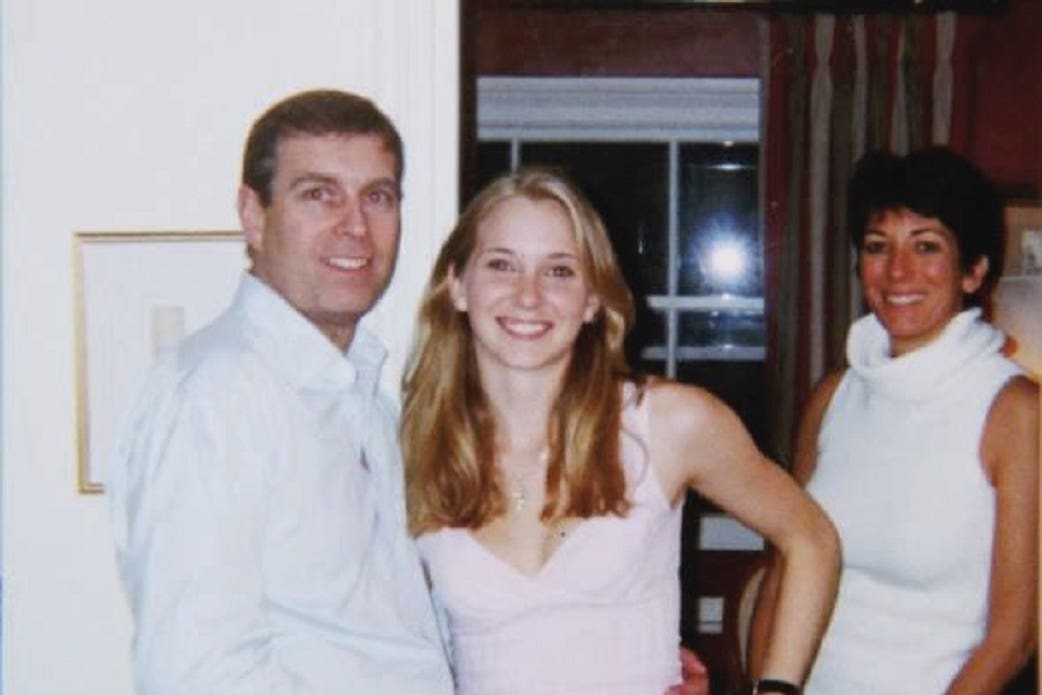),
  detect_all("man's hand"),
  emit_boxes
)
[666,646,710,695]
